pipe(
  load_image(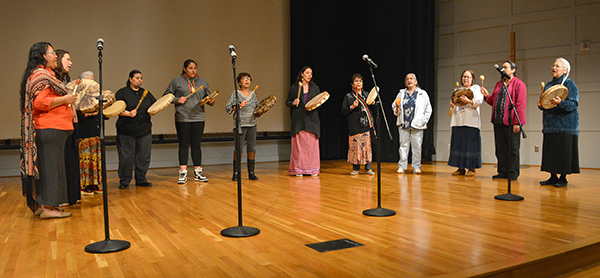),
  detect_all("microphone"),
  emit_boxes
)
[362,54,378,68]
[494,64,511,80]
[96,38,104,50]
[228,45,237,59]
